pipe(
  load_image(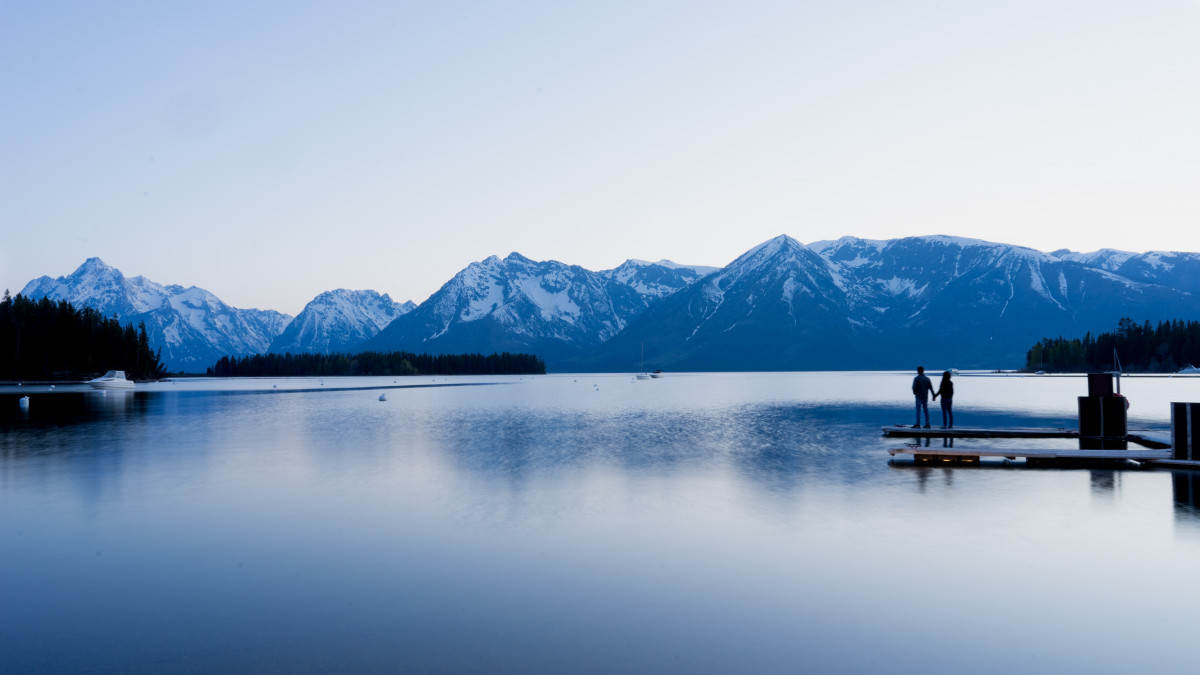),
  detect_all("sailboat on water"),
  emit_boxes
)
[636,343,651,380]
